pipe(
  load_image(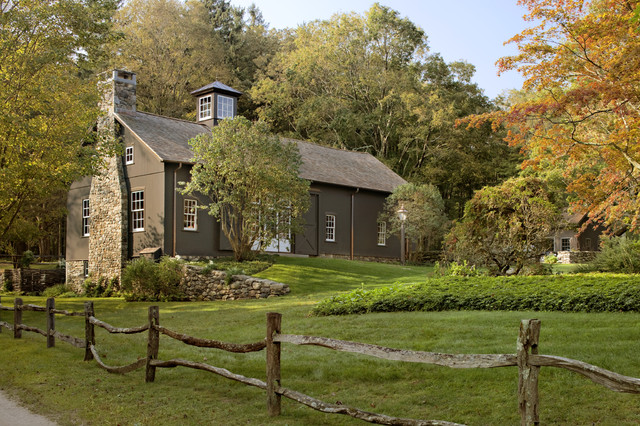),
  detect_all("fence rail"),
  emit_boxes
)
[0,296,639,425]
